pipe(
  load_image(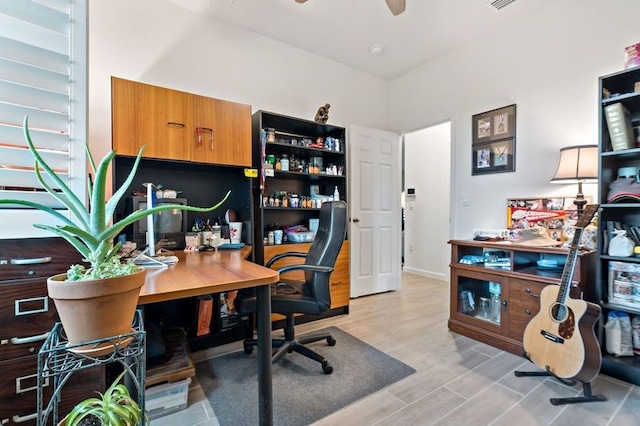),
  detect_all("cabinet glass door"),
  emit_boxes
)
[458,276,502,325]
